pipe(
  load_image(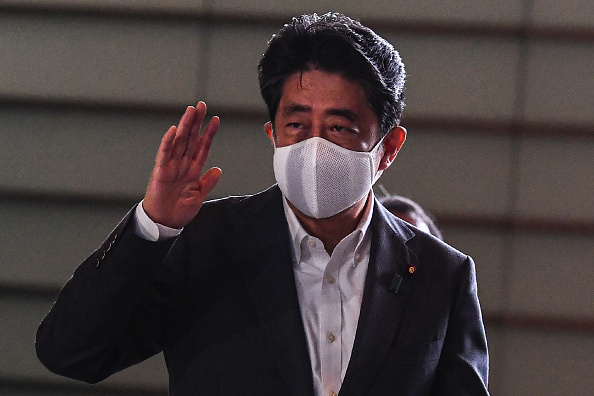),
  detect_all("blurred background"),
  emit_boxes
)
[0,0,592,395]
